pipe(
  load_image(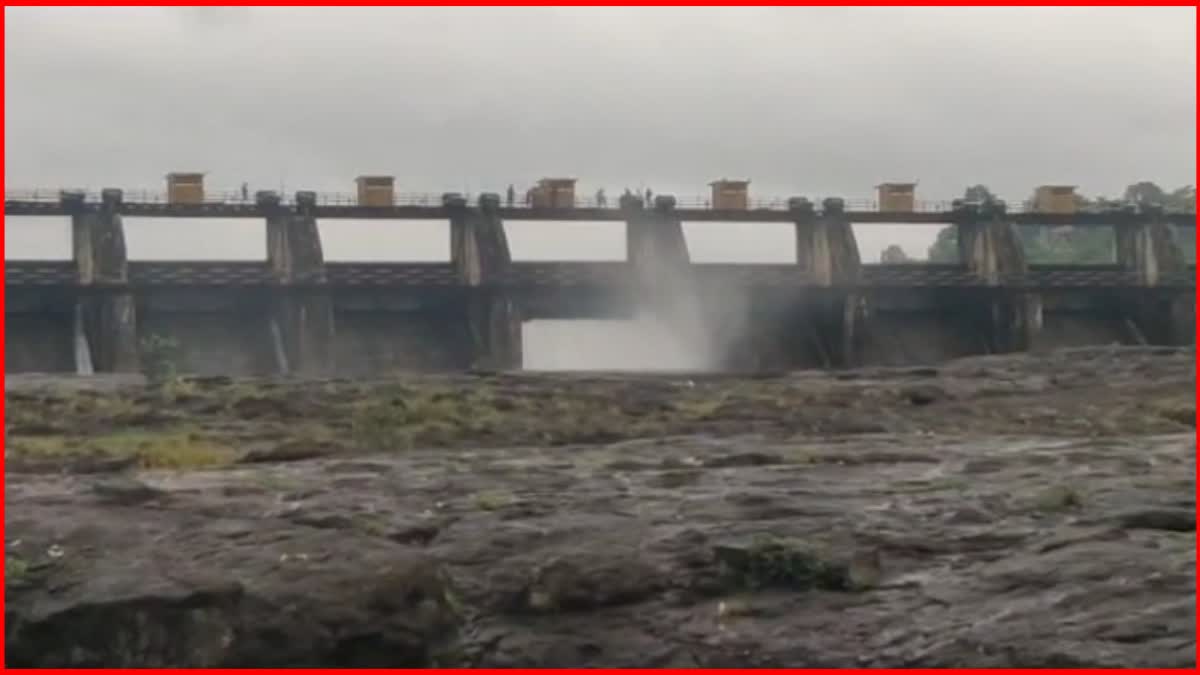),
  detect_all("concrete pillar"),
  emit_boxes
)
[1167,292,1195,345]
[954,199,1040,353]
[67,189,139,373]
[1114,208,1192,344]
[791,197,864,367]
[449,193,522,370]
[625,195,693,300]
[1114,211,1187,287]
[794,198,861,286]
[623,195,717,366]
[264,191,334,376]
